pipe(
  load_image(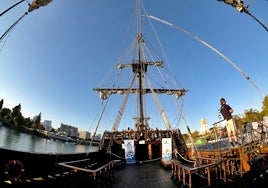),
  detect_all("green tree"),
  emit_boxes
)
[182,133,189,143]
[0,108,11,118]
[261,95,268,116]
[33,113,44,130]
[11,104,22,117]
[0,99,3,110]
[244,109,261,122]
[191,130,200,142]
[24,117,33,128]
[233,114,245,131]
[11,104,22,126]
